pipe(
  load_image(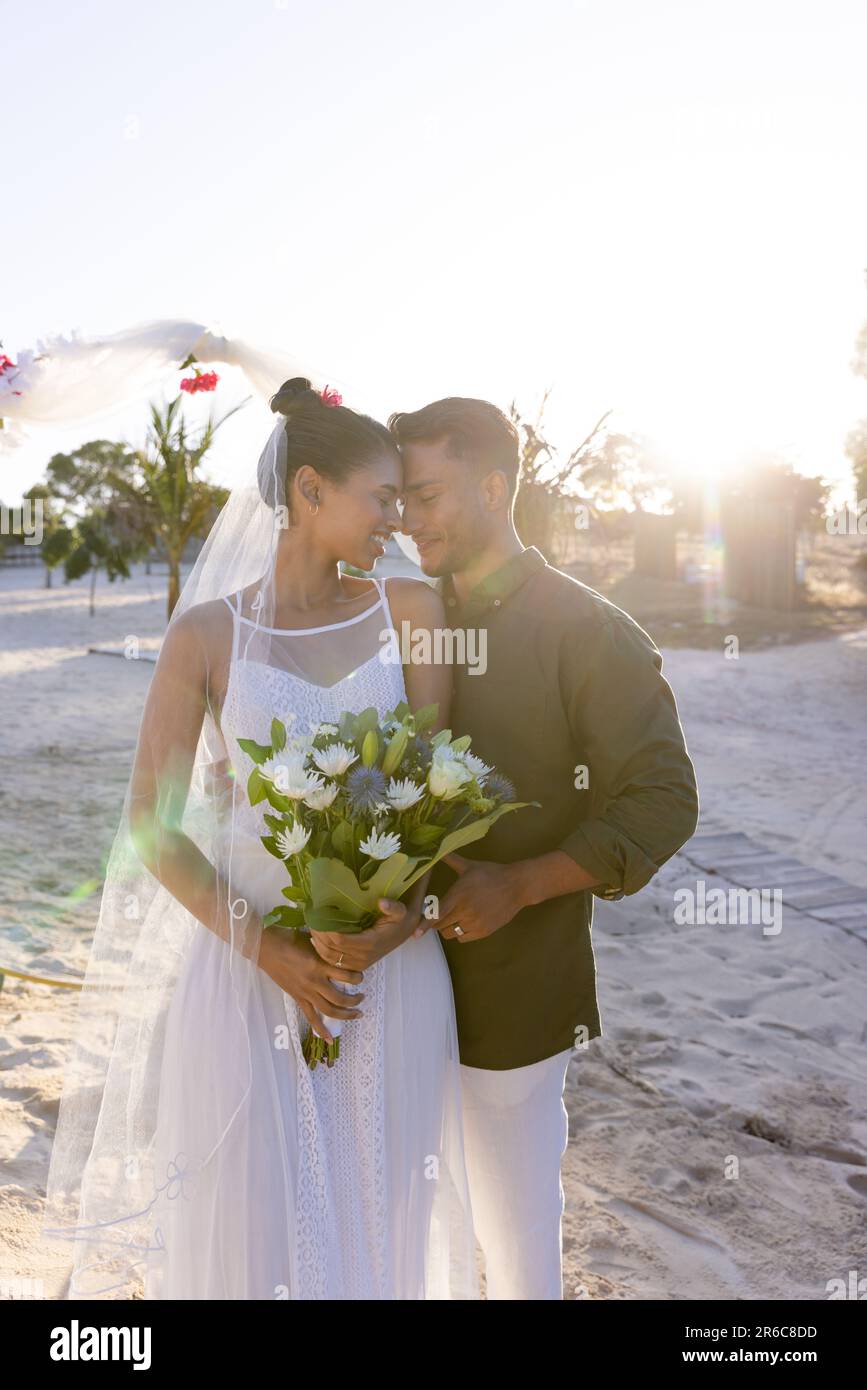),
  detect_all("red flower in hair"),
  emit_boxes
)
[320,385,342,407]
